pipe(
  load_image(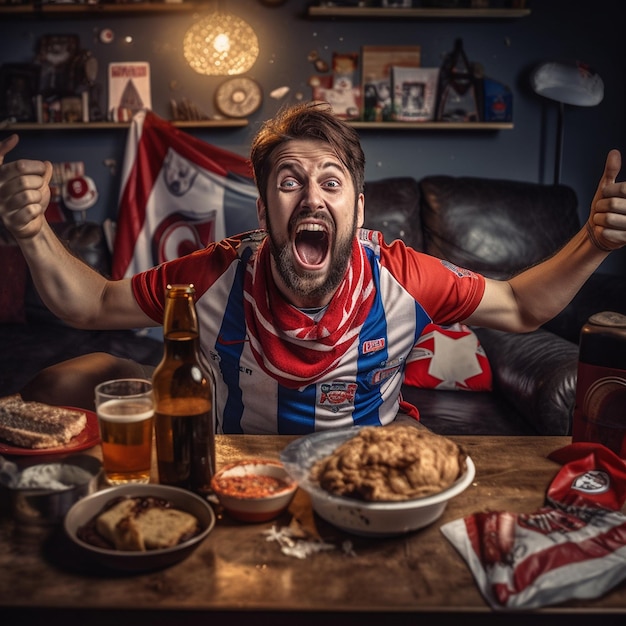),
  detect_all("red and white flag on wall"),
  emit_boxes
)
[112,110,258,280]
